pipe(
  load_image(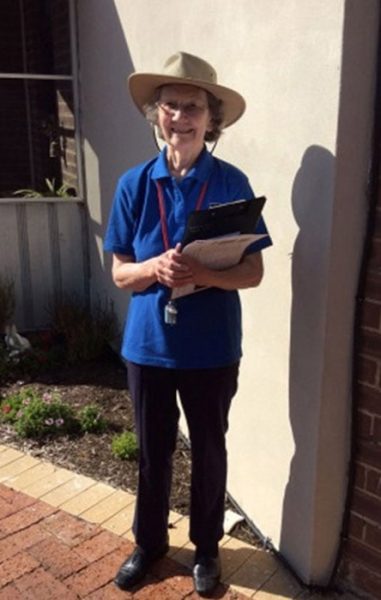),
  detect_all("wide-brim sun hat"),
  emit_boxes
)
[128,51,246,128]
